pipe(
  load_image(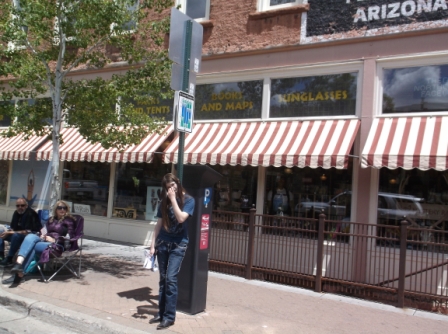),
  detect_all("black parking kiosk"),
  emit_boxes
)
[177,165,222,315]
